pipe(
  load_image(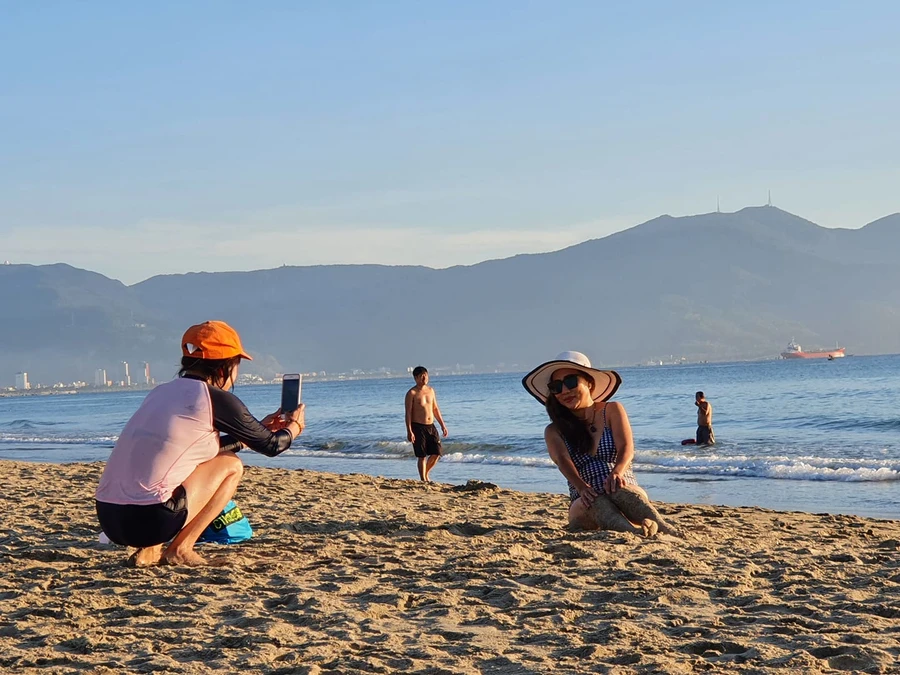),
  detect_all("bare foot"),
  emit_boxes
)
[641,519,659,538]
[127,545,163,567]
[162,547,207,566]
